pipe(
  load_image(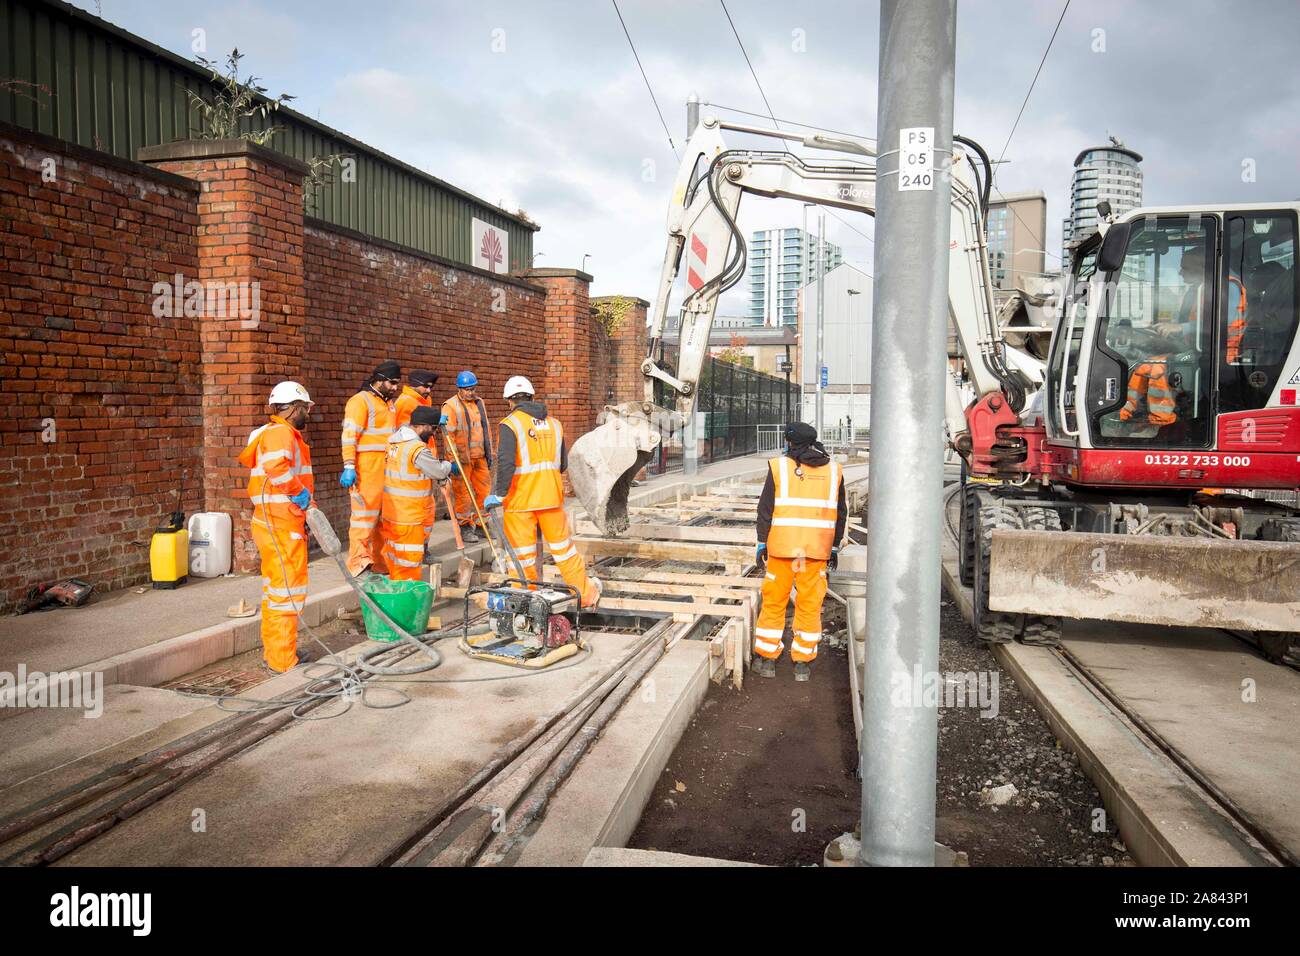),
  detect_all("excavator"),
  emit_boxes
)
[567,112,1300,664]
